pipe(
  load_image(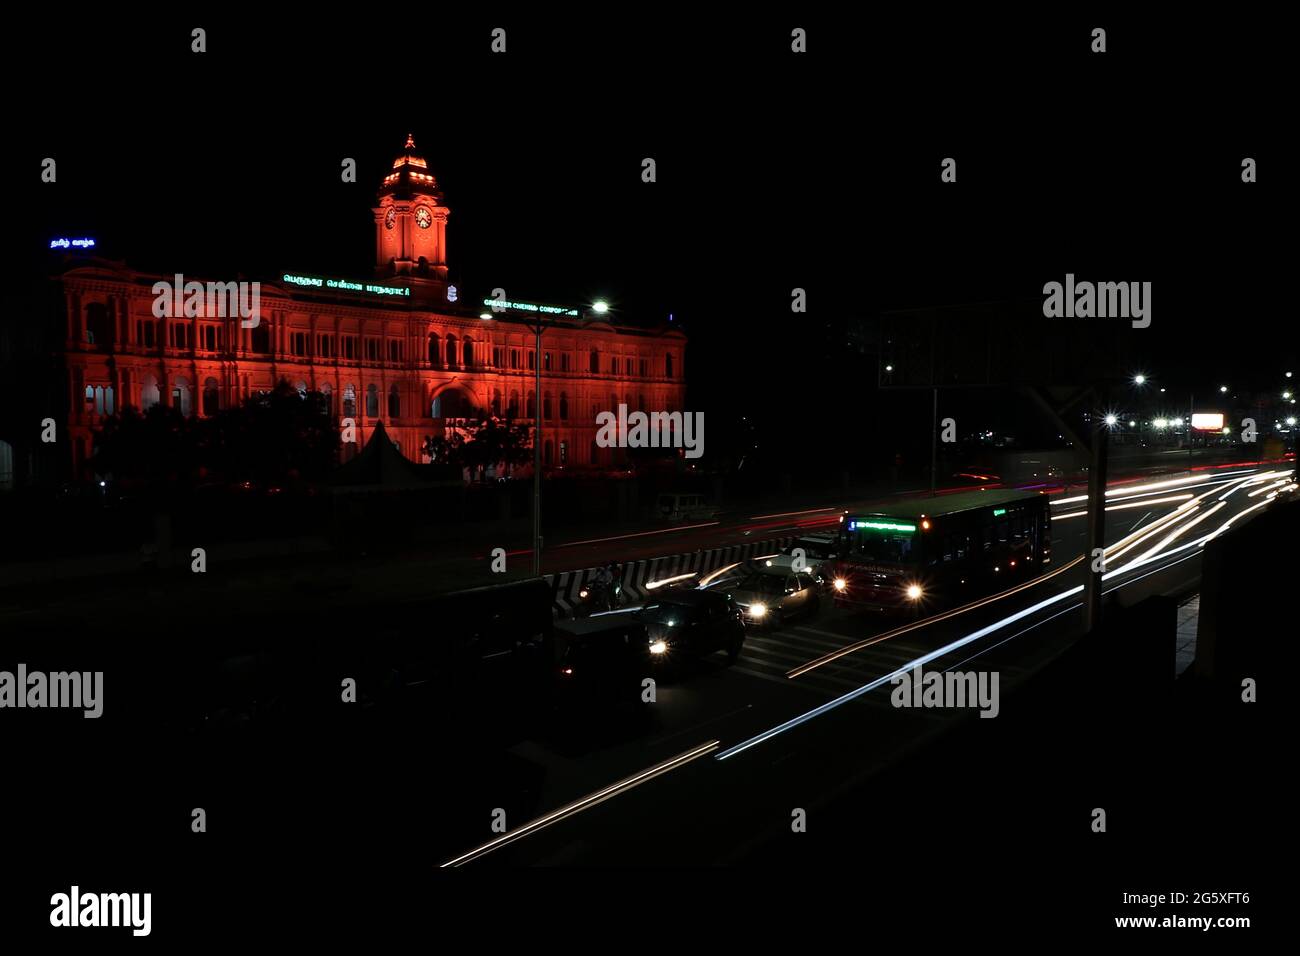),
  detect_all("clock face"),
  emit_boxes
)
[385,207,396,230]
[415,206,433,229]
